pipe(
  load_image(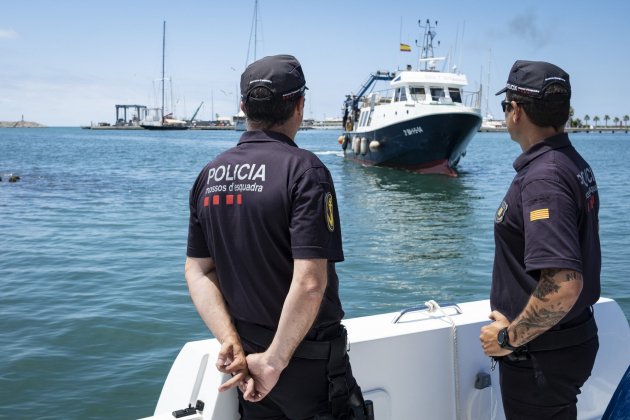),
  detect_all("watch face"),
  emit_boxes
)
[498,328,508,346]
